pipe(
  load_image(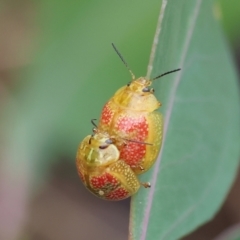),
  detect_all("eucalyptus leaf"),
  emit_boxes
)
[130,1,240,240]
